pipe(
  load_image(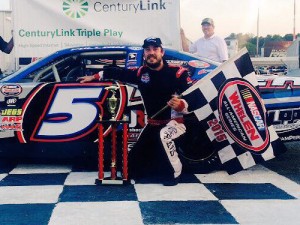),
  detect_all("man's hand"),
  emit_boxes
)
[167,95,184,112]
[77,75,96,83]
